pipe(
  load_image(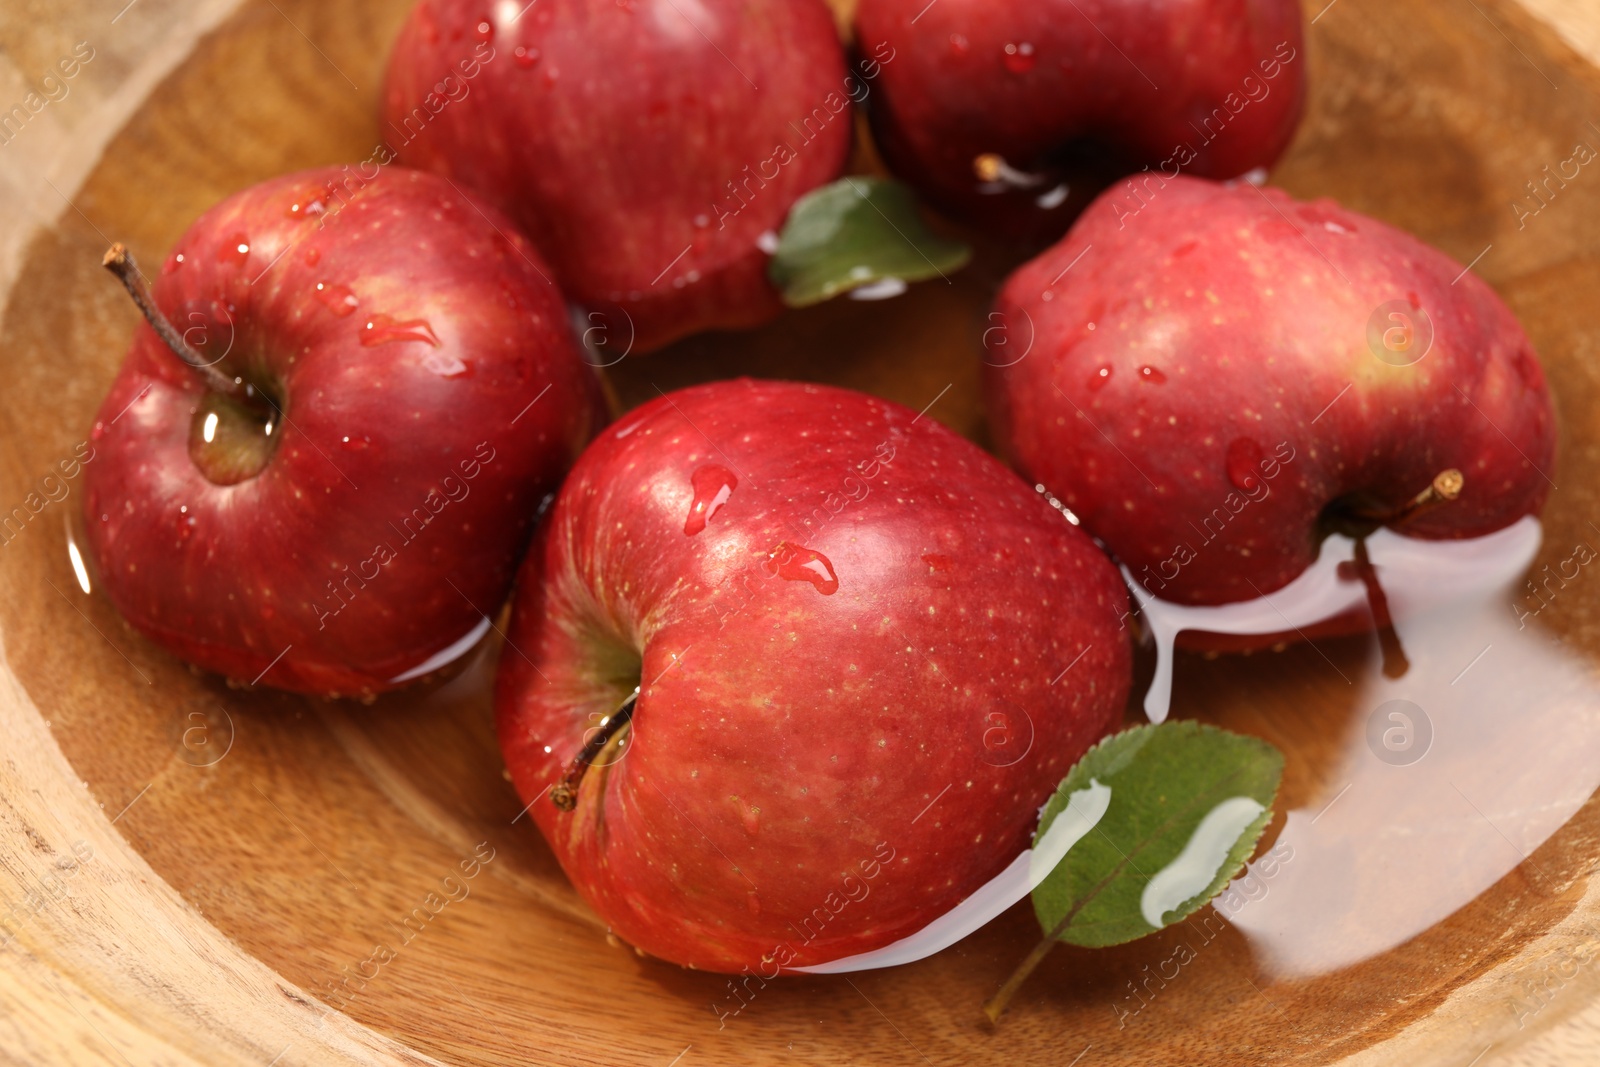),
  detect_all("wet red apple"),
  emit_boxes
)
[853,0,1305,236]
[986,175,1557,612]
[83,165,605,697]
[495,379,1131,973]
[383,0,854,352]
